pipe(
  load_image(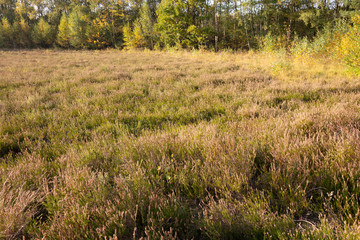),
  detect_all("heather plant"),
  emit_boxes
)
[1,50,360,239]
